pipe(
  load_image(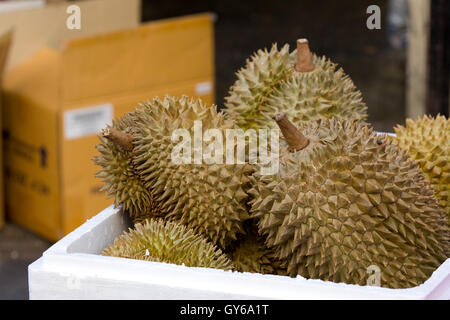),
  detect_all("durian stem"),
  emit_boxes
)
[295,38,315,72]
[273,113,309,152]
[102,126,134,152]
